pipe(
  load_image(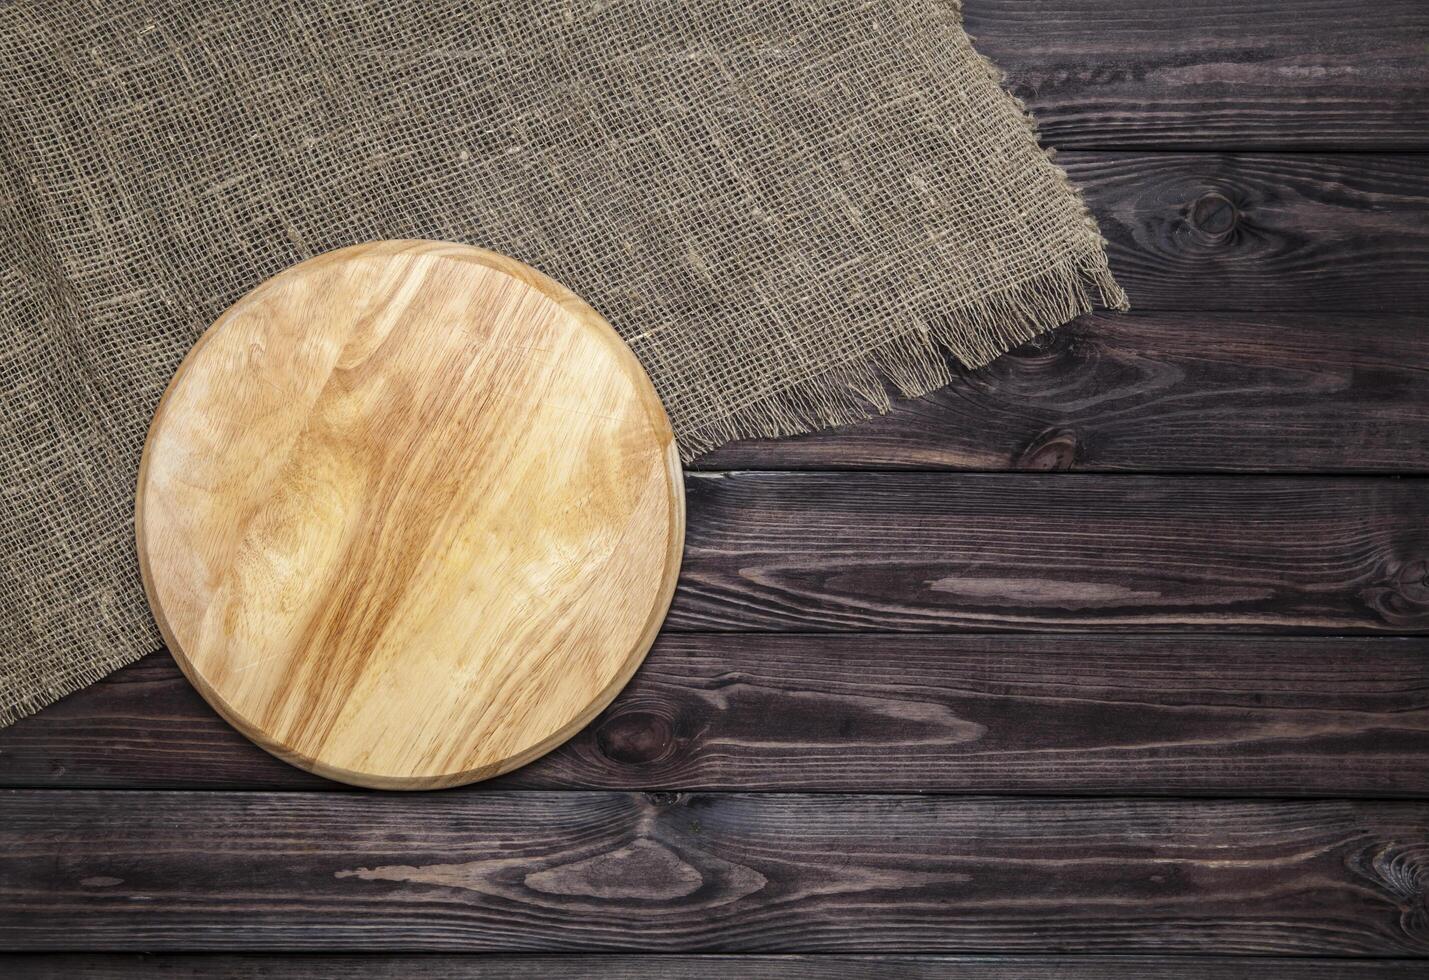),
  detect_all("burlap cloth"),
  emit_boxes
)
[0,0,1126,726]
